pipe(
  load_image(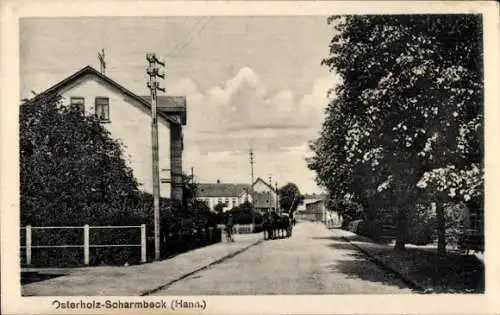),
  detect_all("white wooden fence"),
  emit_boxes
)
[20,224,146,265]
[216,224,262,234]
[233,224,260,234]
